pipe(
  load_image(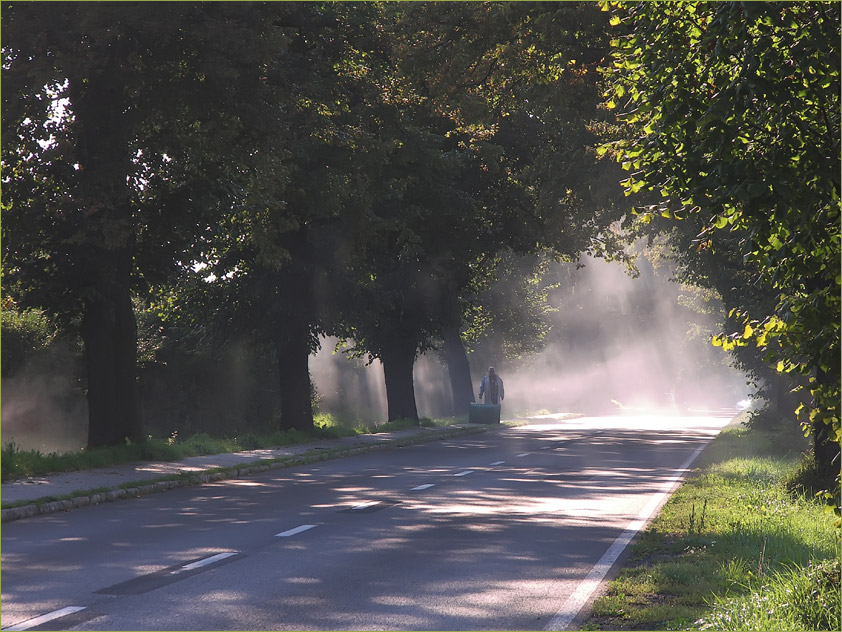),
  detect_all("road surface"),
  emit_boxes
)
[1,413,732,631]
